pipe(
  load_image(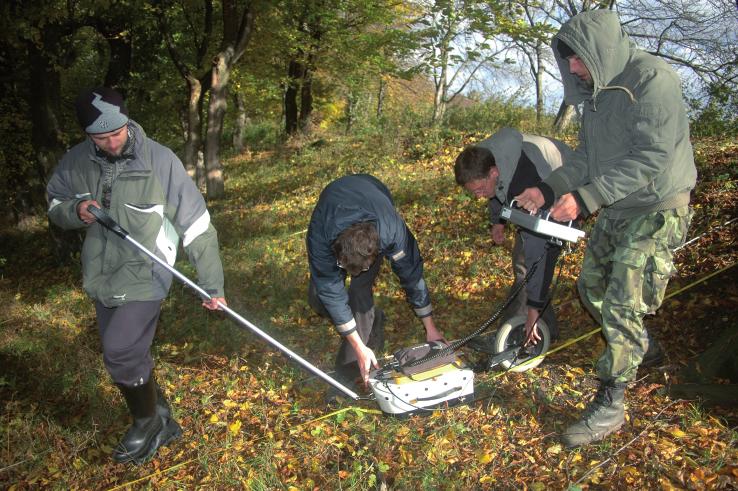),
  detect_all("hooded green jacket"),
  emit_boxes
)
[545,10,696,219]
